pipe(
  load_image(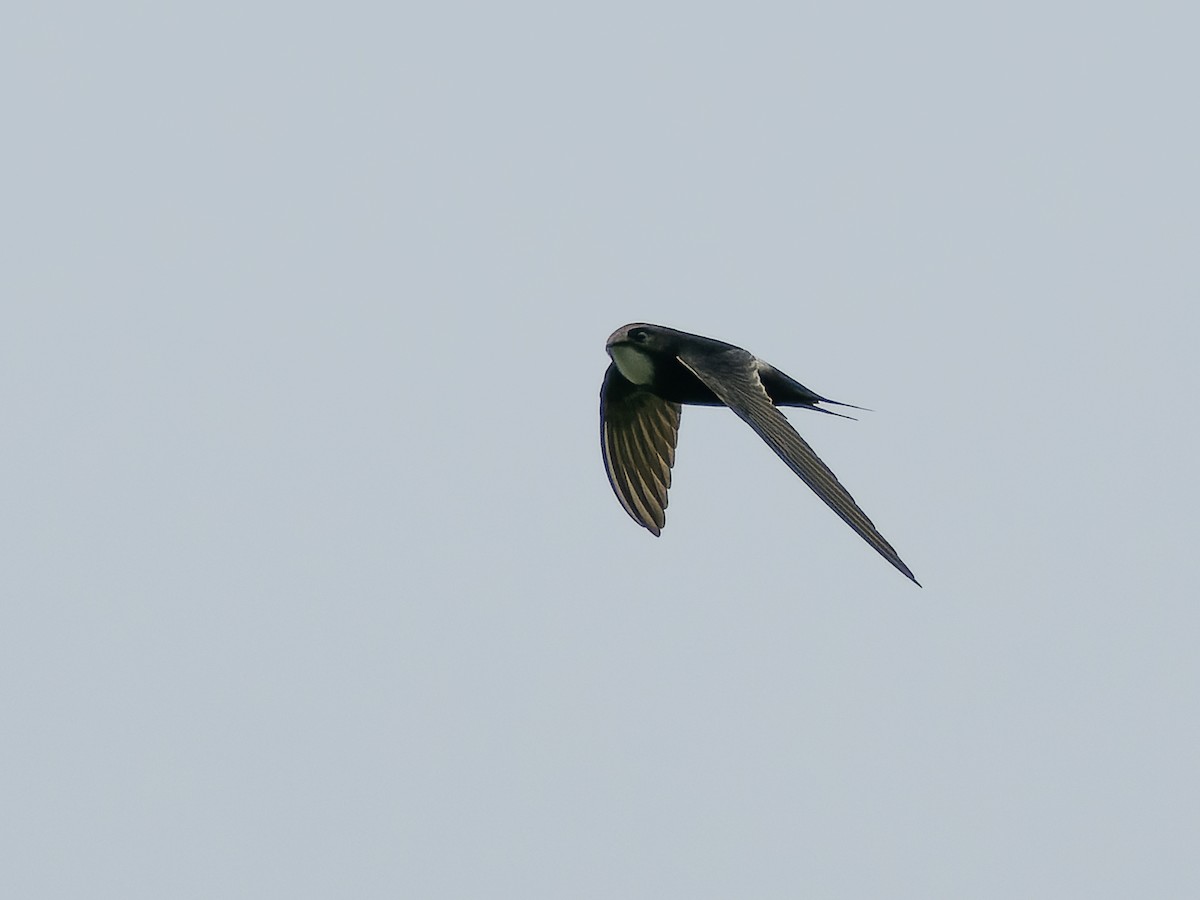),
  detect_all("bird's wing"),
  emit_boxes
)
[676,347,918,584]
[600,364,682,536]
